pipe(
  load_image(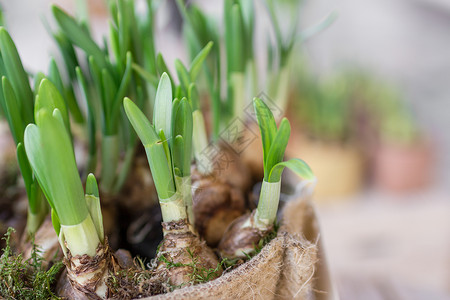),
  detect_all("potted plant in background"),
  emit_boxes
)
[287,67,365,202]
[369,85,434,193]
